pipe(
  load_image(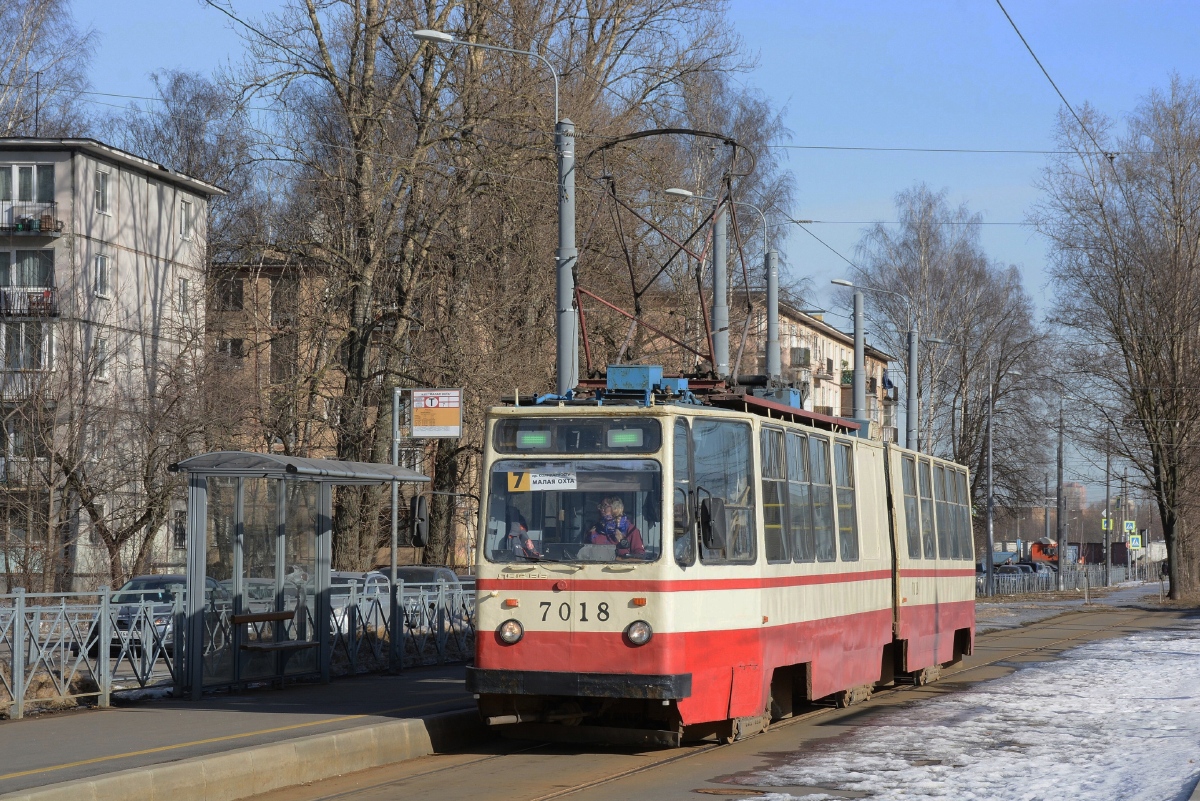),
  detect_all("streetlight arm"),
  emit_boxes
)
[422,36,559,123]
